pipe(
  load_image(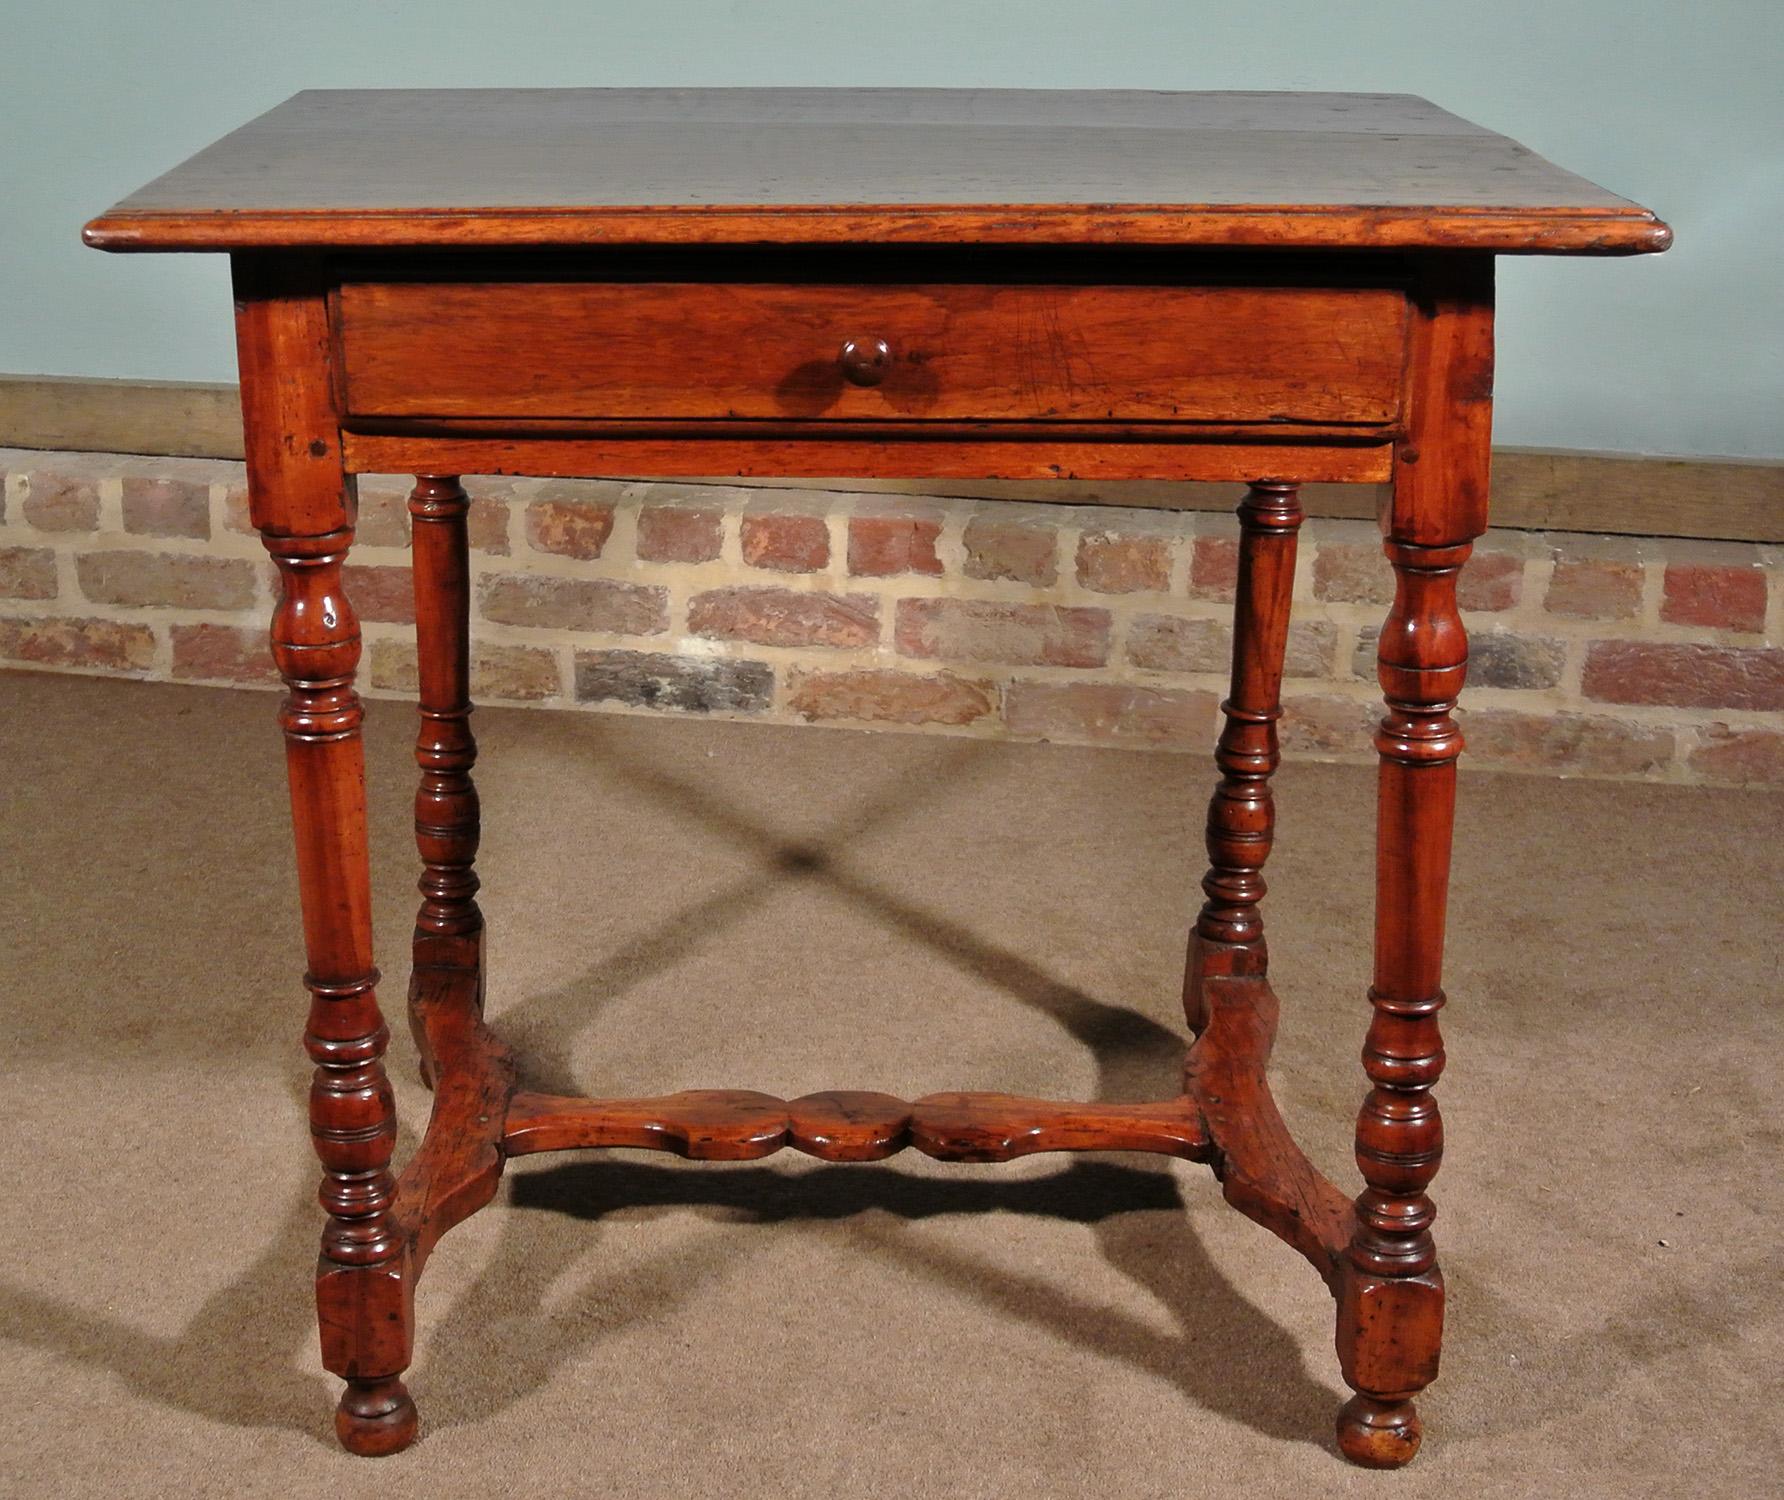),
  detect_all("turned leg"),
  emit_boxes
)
[407,476,485,1089]
[1334,257,1493,1469]
[1334,537,1468,1465]
[236,256,417,1455]
[265,526,417,1456]
[1184,480,1304,1028]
